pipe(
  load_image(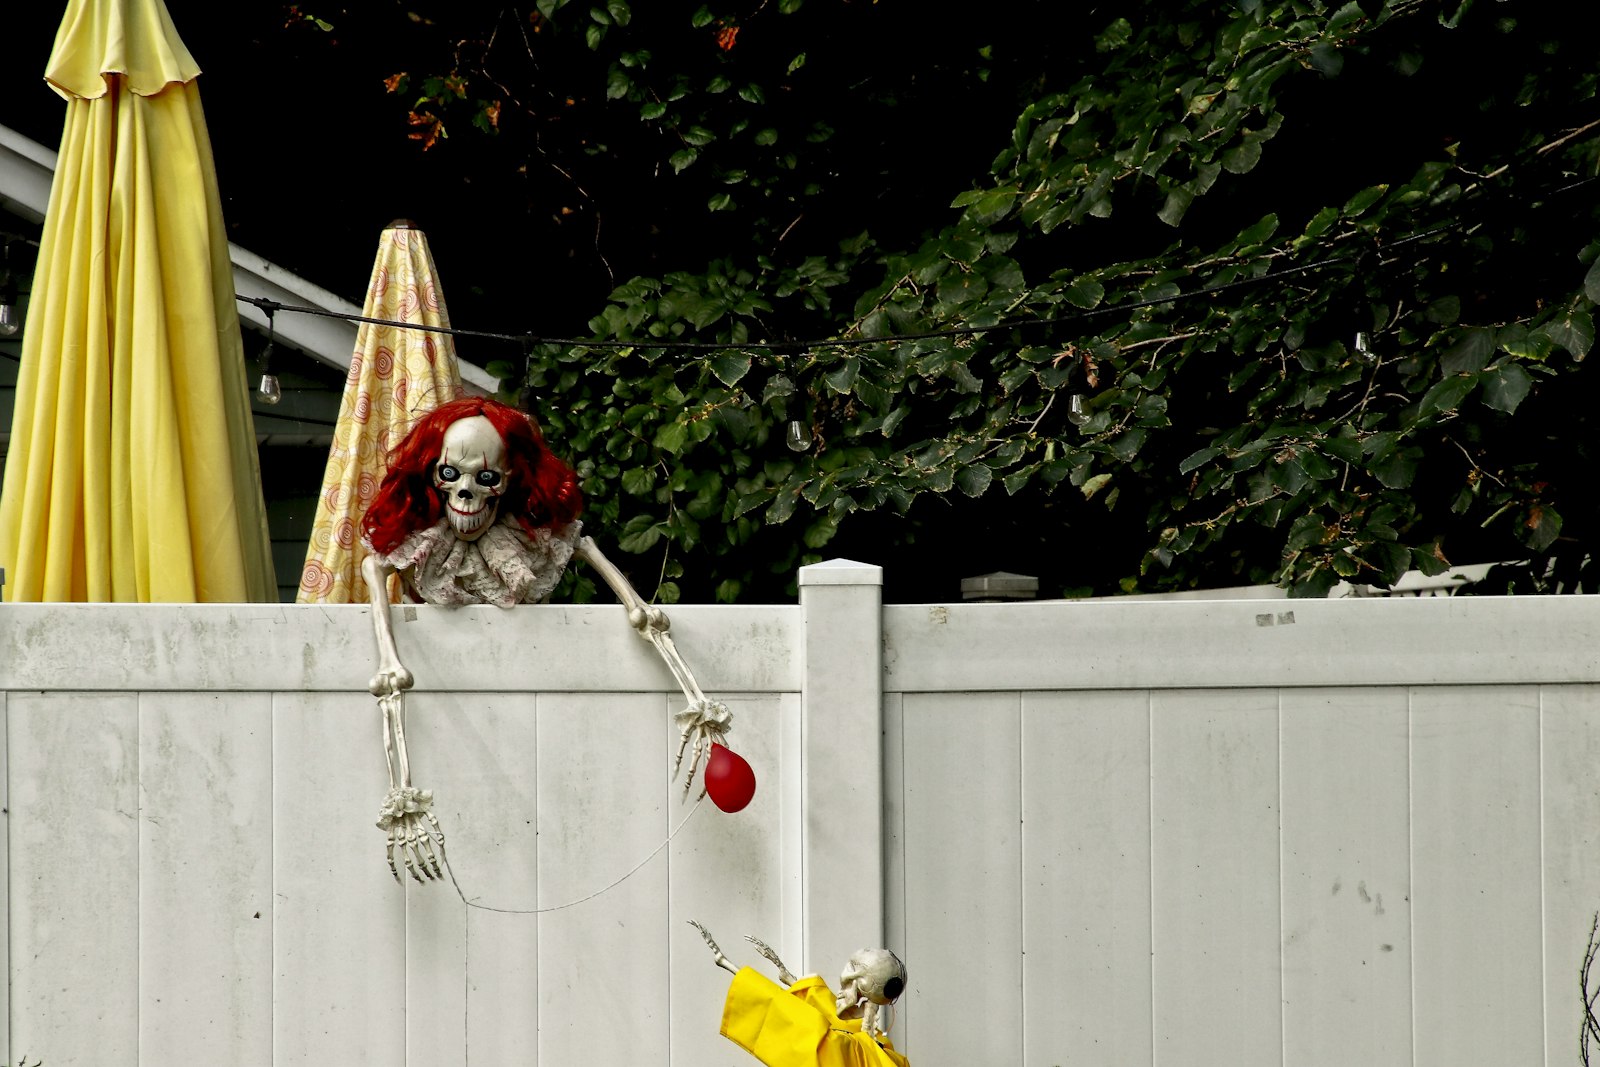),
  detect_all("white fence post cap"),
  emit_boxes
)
[797,558,884,587]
